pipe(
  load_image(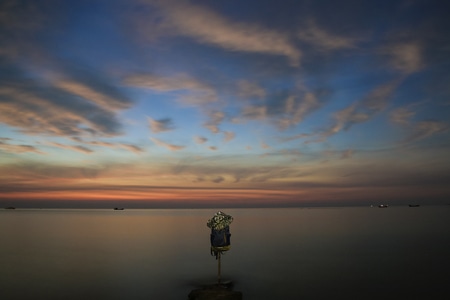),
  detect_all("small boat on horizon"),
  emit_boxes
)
[378,204,389,208]
[113,207,125,210]
[409,204,420,207]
